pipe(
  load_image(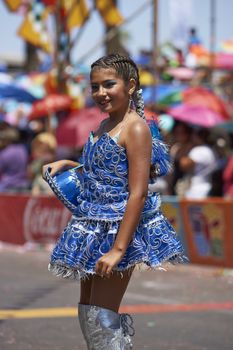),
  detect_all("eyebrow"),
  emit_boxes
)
[91,79,117,84]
